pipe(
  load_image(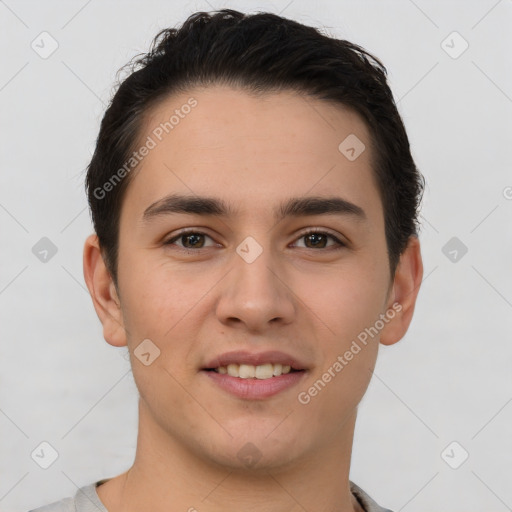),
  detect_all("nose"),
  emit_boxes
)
[215,240,296,333]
